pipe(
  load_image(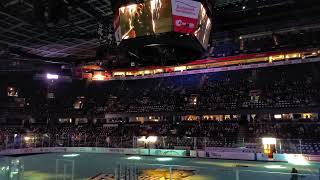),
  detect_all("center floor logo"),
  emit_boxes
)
[90,168,196,180]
